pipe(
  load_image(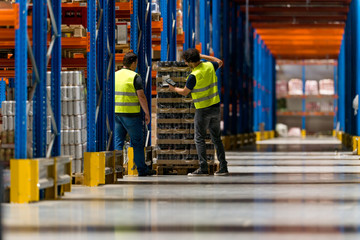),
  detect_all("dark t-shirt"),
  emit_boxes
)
[116,75,143,117]
[185,61,220,108]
